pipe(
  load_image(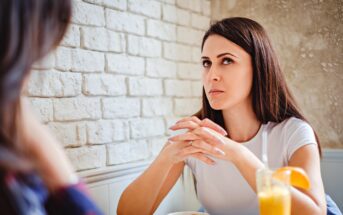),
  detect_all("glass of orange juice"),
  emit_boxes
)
[256,168,291,215]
